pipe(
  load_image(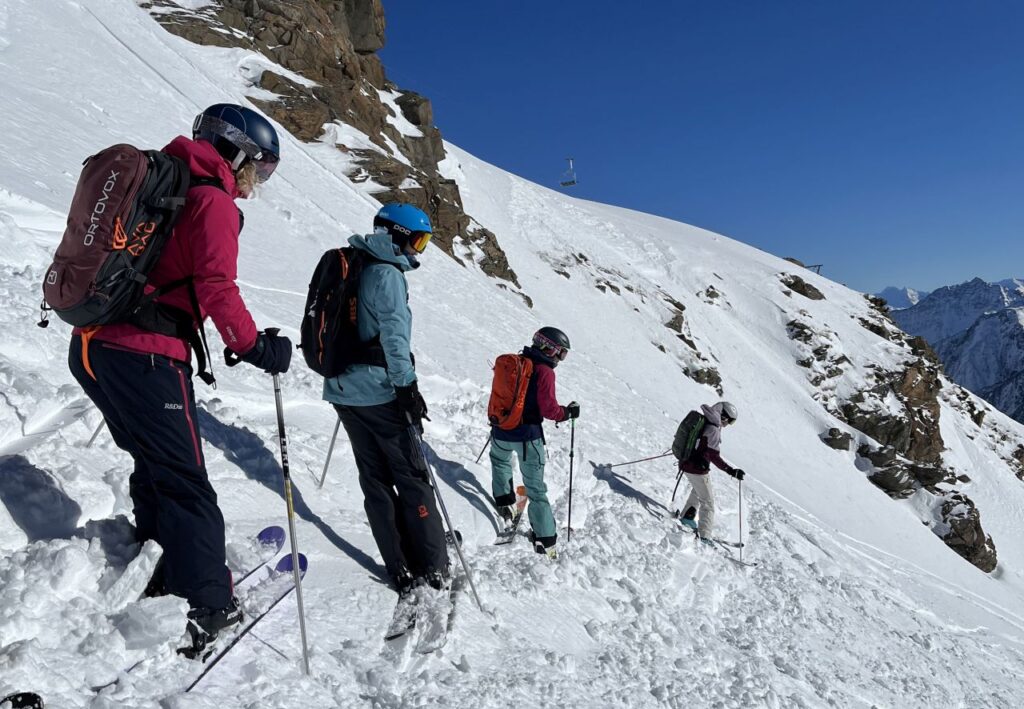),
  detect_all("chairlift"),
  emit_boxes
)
[560,157,577,187]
